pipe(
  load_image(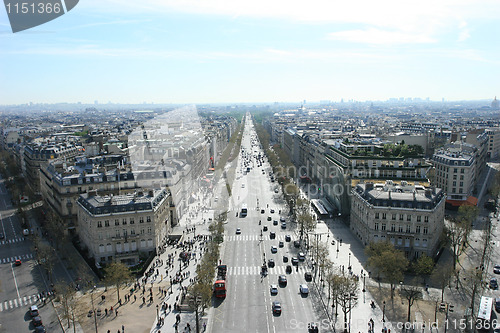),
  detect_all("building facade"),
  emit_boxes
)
[76,189,174,266]
[350,181,445,259]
